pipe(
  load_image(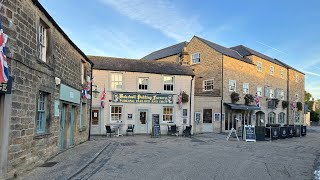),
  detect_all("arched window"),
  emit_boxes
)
[278,112,285,124]
[268,112,276,124]
[295,112,300,123]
